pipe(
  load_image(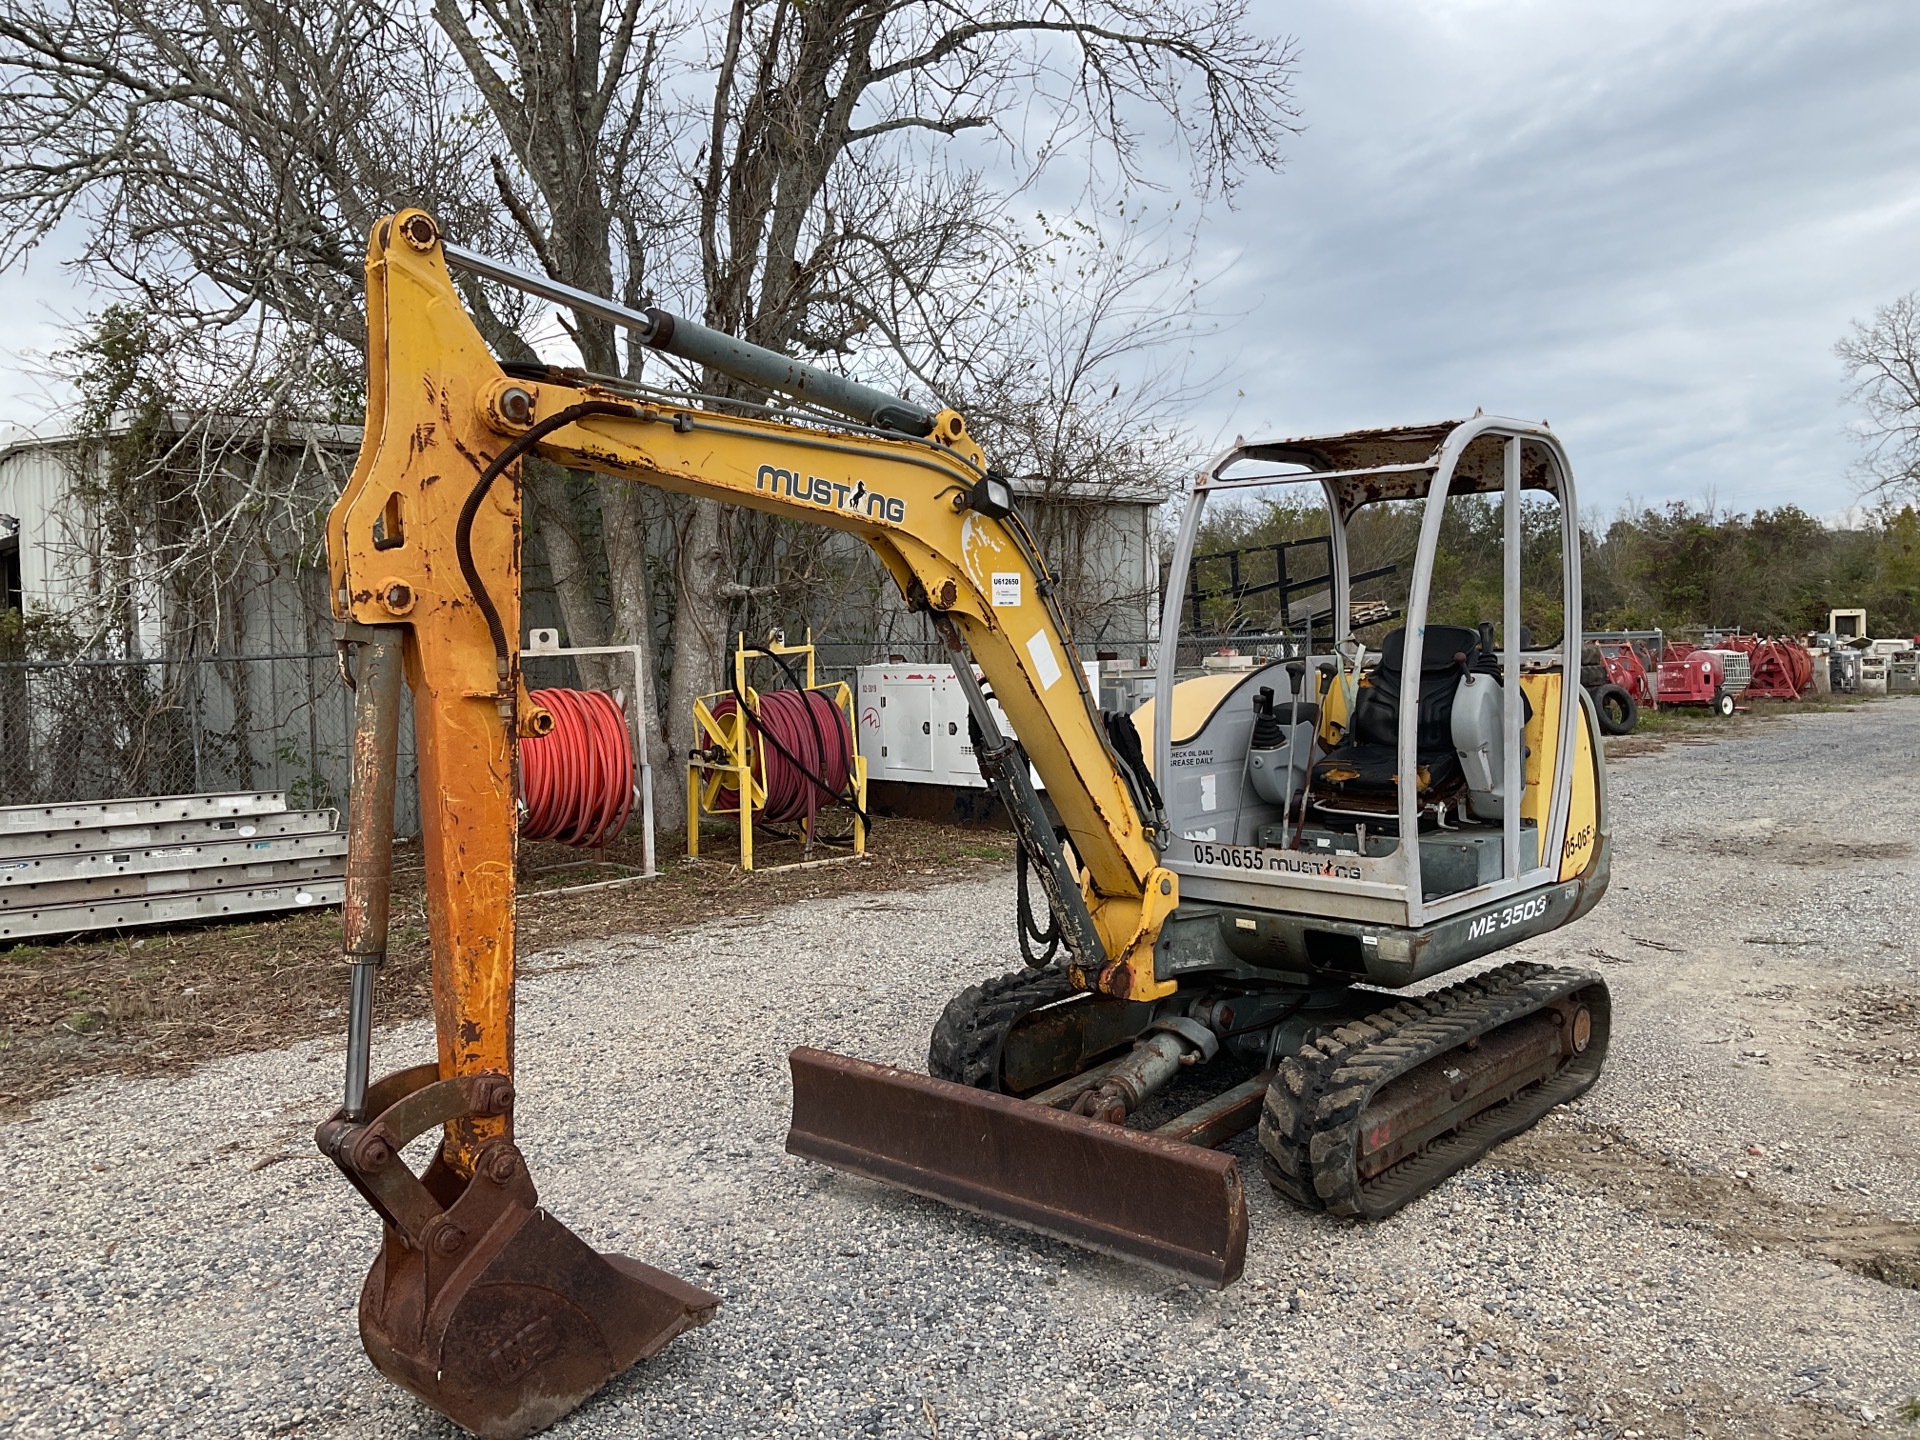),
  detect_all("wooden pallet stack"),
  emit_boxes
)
[0,792,346,944]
